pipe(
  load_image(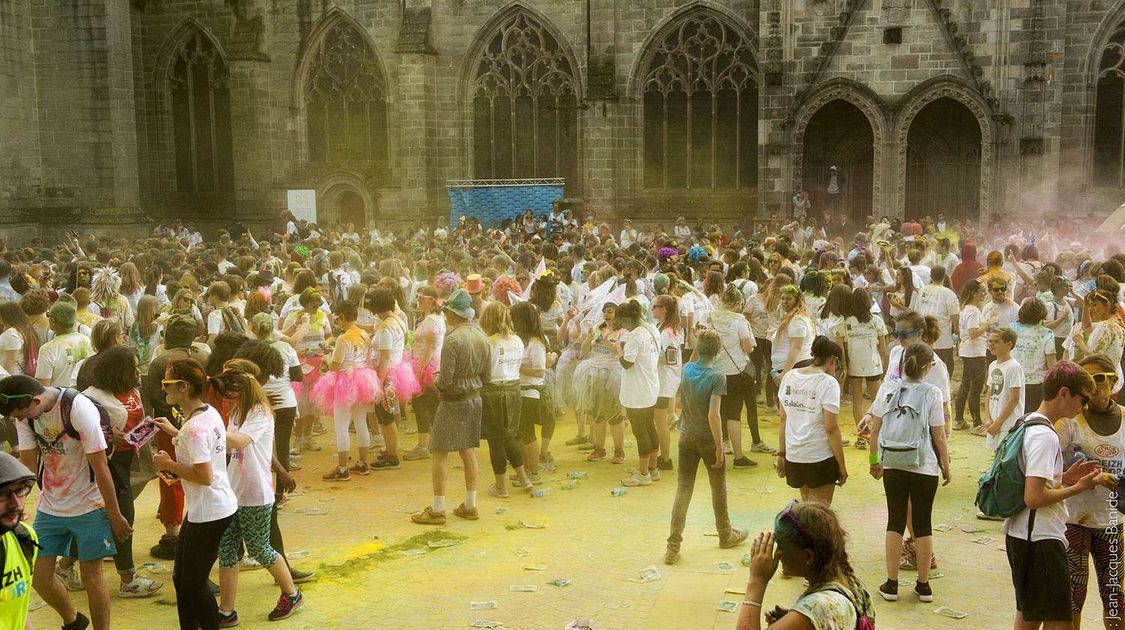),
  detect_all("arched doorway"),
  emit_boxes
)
[905,97,981,221]
[802,99,874,224]
[338,191,366,229]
